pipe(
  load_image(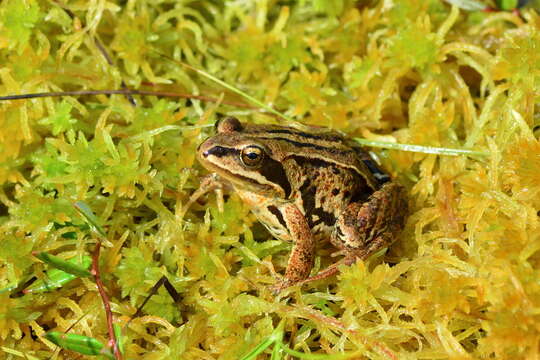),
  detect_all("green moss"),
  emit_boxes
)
[111,12,151,77]
[493,30,540,87]
[0,0,41,53]
[31,143,69,181]
[10,188,76,231]
[344,57,375,89]
[39,100,77,136]
[389,25,438,69]
[1,0,540,359]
